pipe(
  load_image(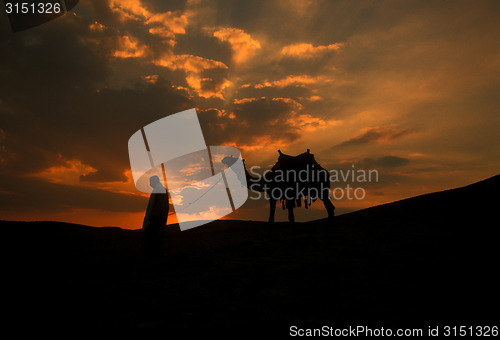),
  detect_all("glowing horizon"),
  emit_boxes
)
[1,0,499,229]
